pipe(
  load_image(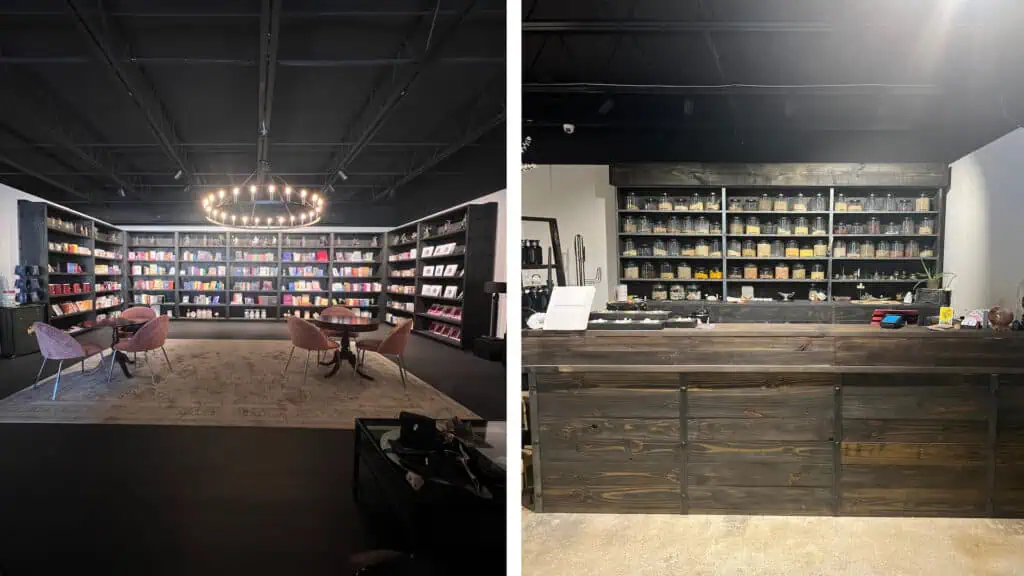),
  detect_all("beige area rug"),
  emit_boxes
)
[522,510,1024,575]
[0,339,475,428]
